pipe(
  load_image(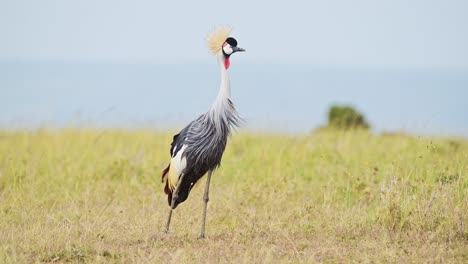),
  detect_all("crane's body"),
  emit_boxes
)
[161,28,245,238]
